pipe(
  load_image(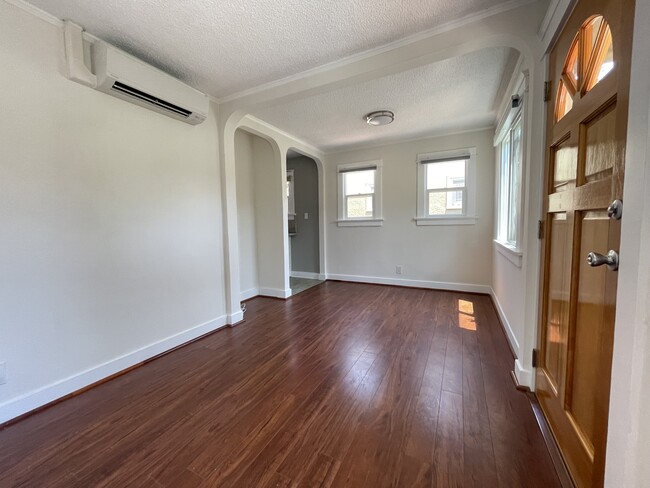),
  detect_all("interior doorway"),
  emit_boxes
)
[286,150,323,295]
[234,128,287,301]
